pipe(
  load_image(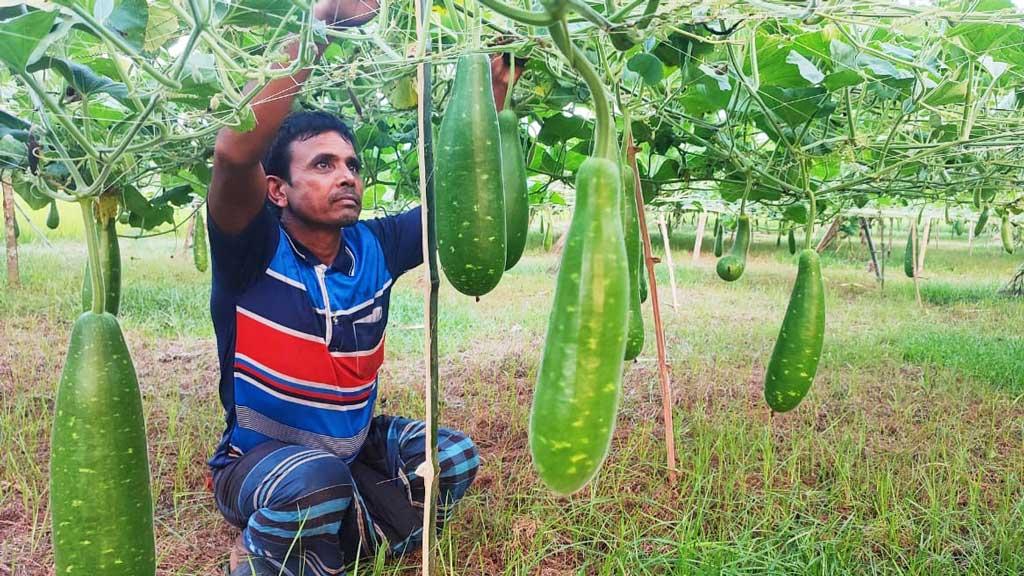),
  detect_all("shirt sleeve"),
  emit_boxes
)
[363,206,423,278]
[207,204,280,292]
